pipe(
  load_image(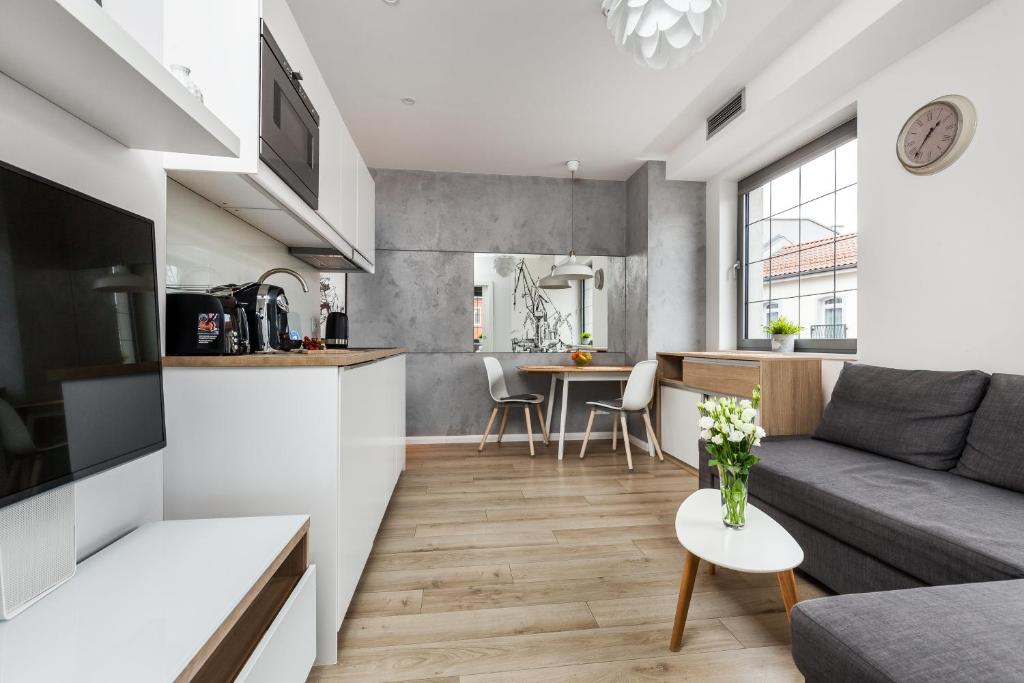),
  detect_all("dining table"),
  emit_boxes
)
[517,364,635,460]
